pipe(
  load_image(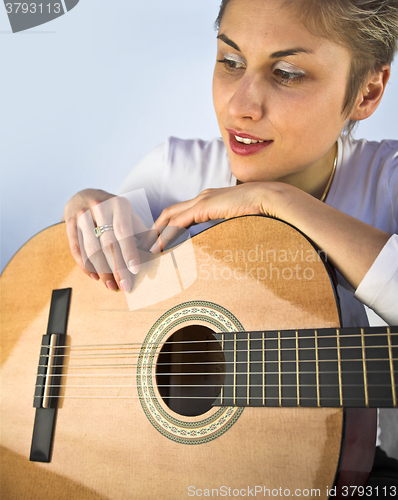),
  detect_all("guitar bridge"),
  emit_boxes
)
[30,288,71,463]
